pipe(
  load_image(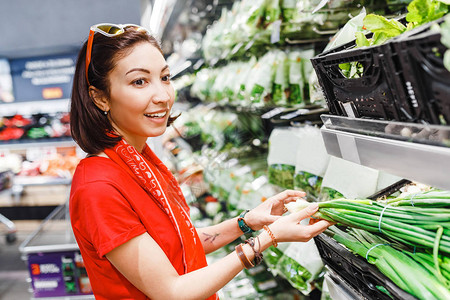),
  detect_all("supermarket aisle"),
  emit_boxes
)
[0,221,41,300]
